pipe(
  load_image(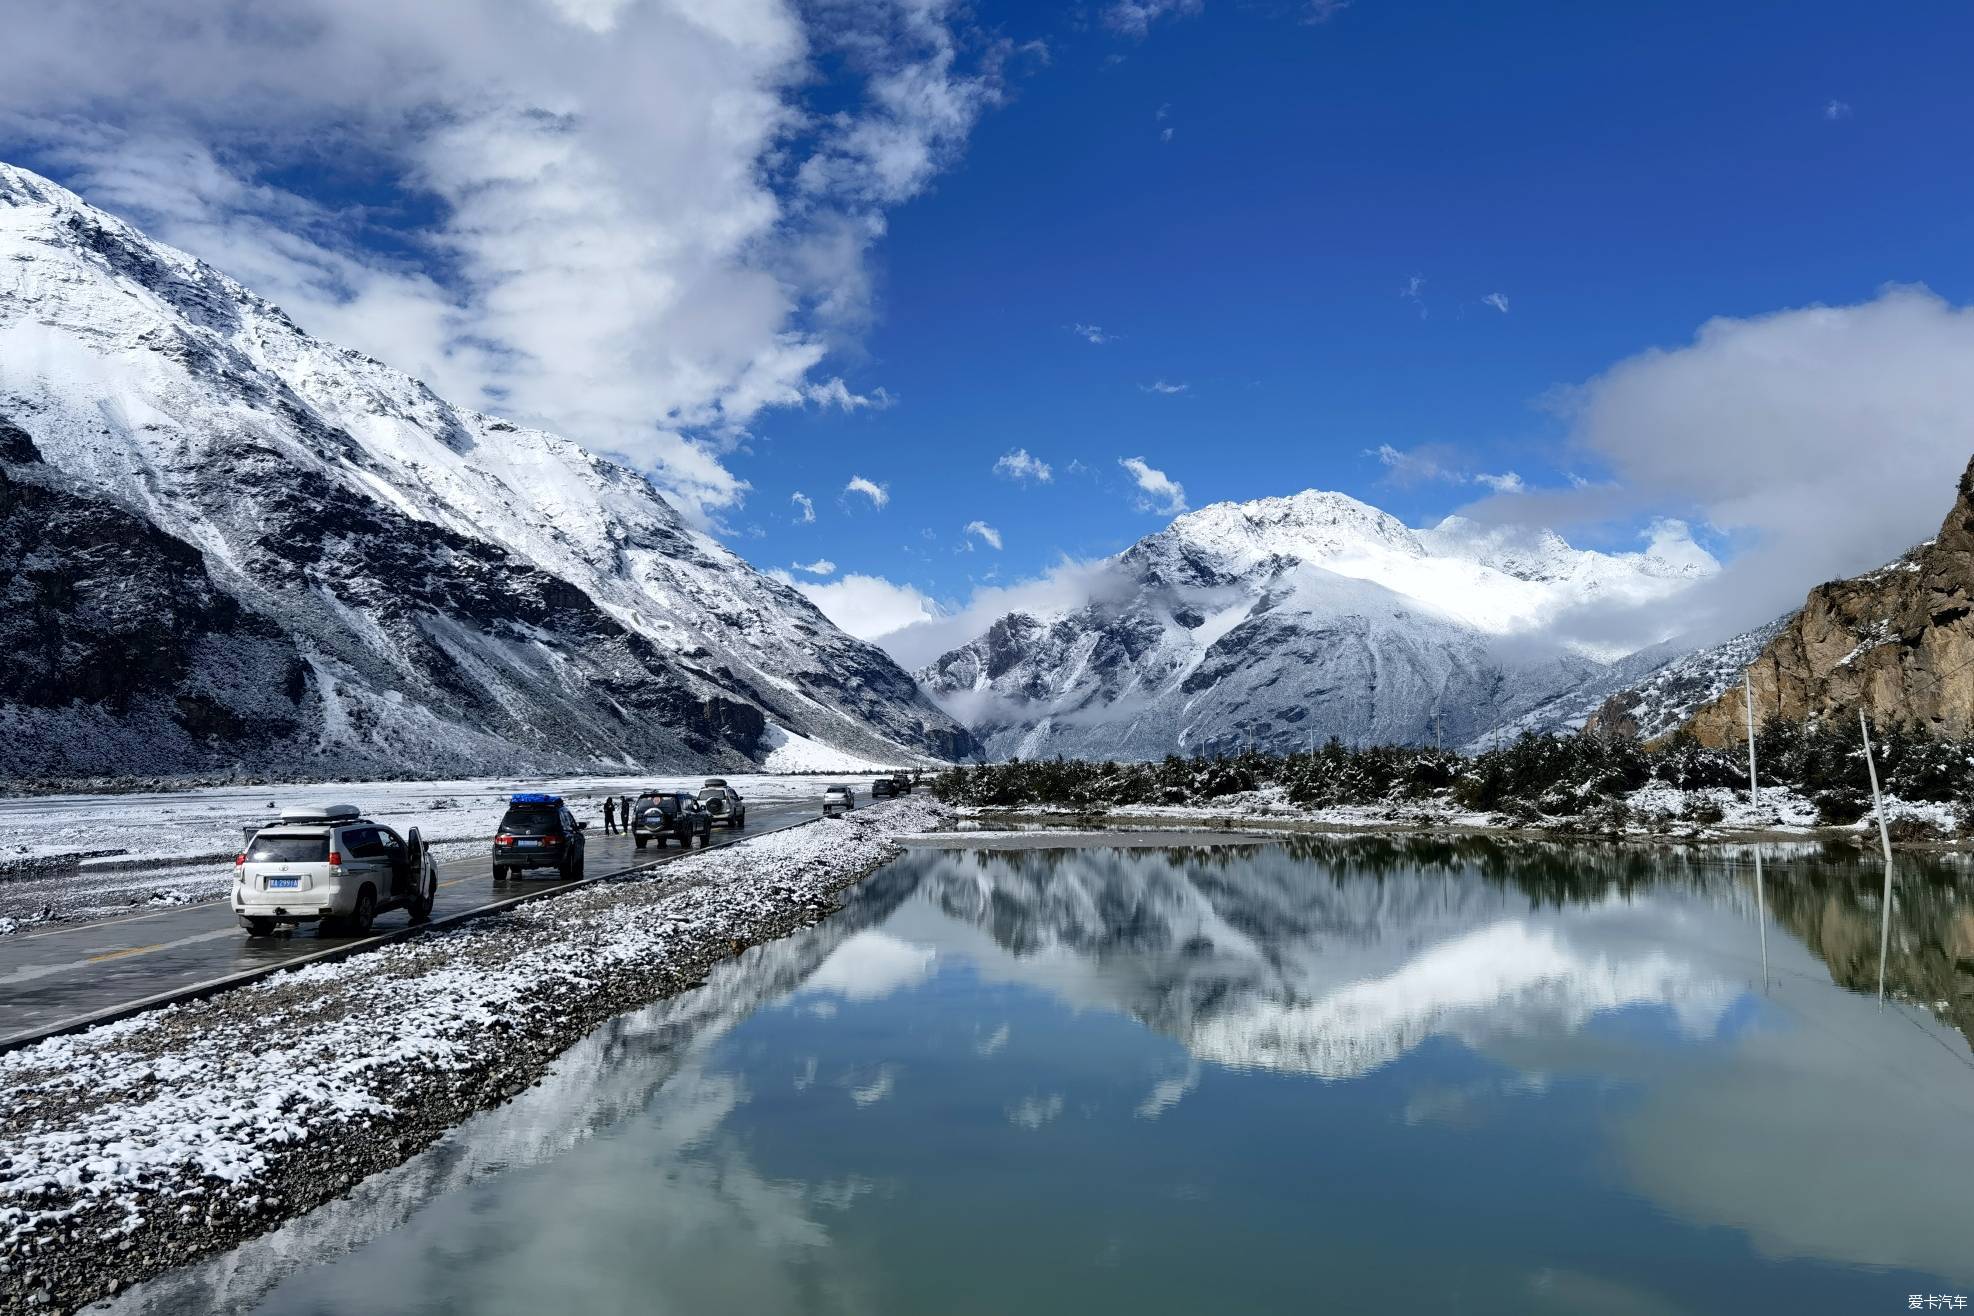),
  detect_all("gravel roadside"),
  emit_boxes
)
[0,796,950,1314]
